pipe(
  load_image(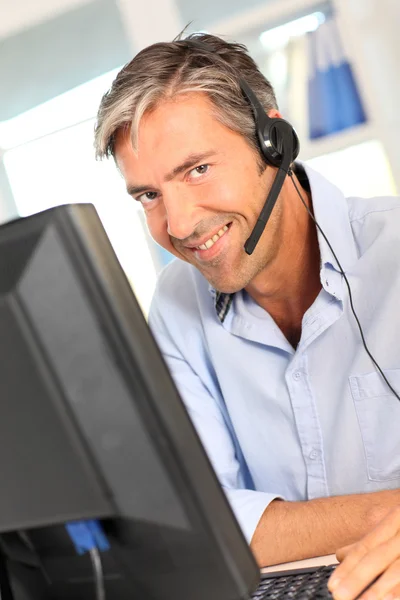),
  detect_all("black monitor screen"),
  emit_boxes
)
[0,204,259,600]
